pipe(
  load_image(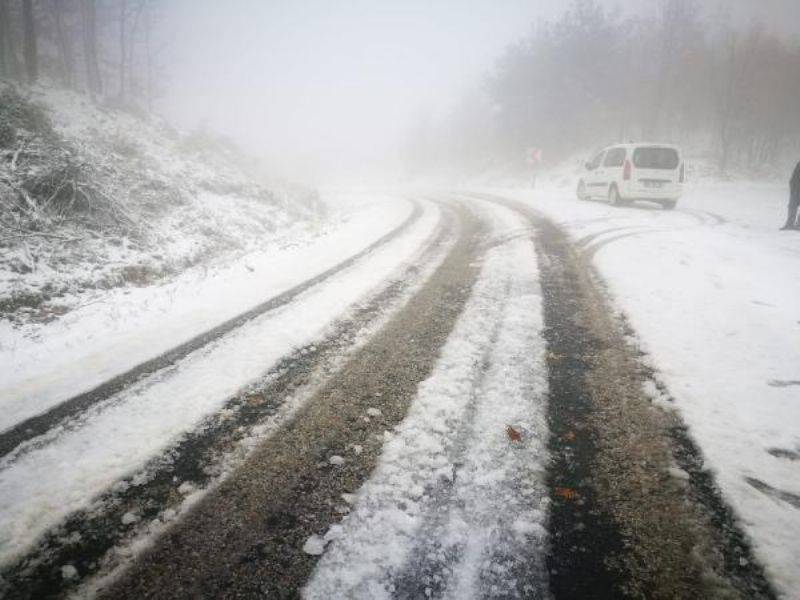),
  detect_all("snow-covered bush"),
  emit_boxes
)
[0,83,319,324]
